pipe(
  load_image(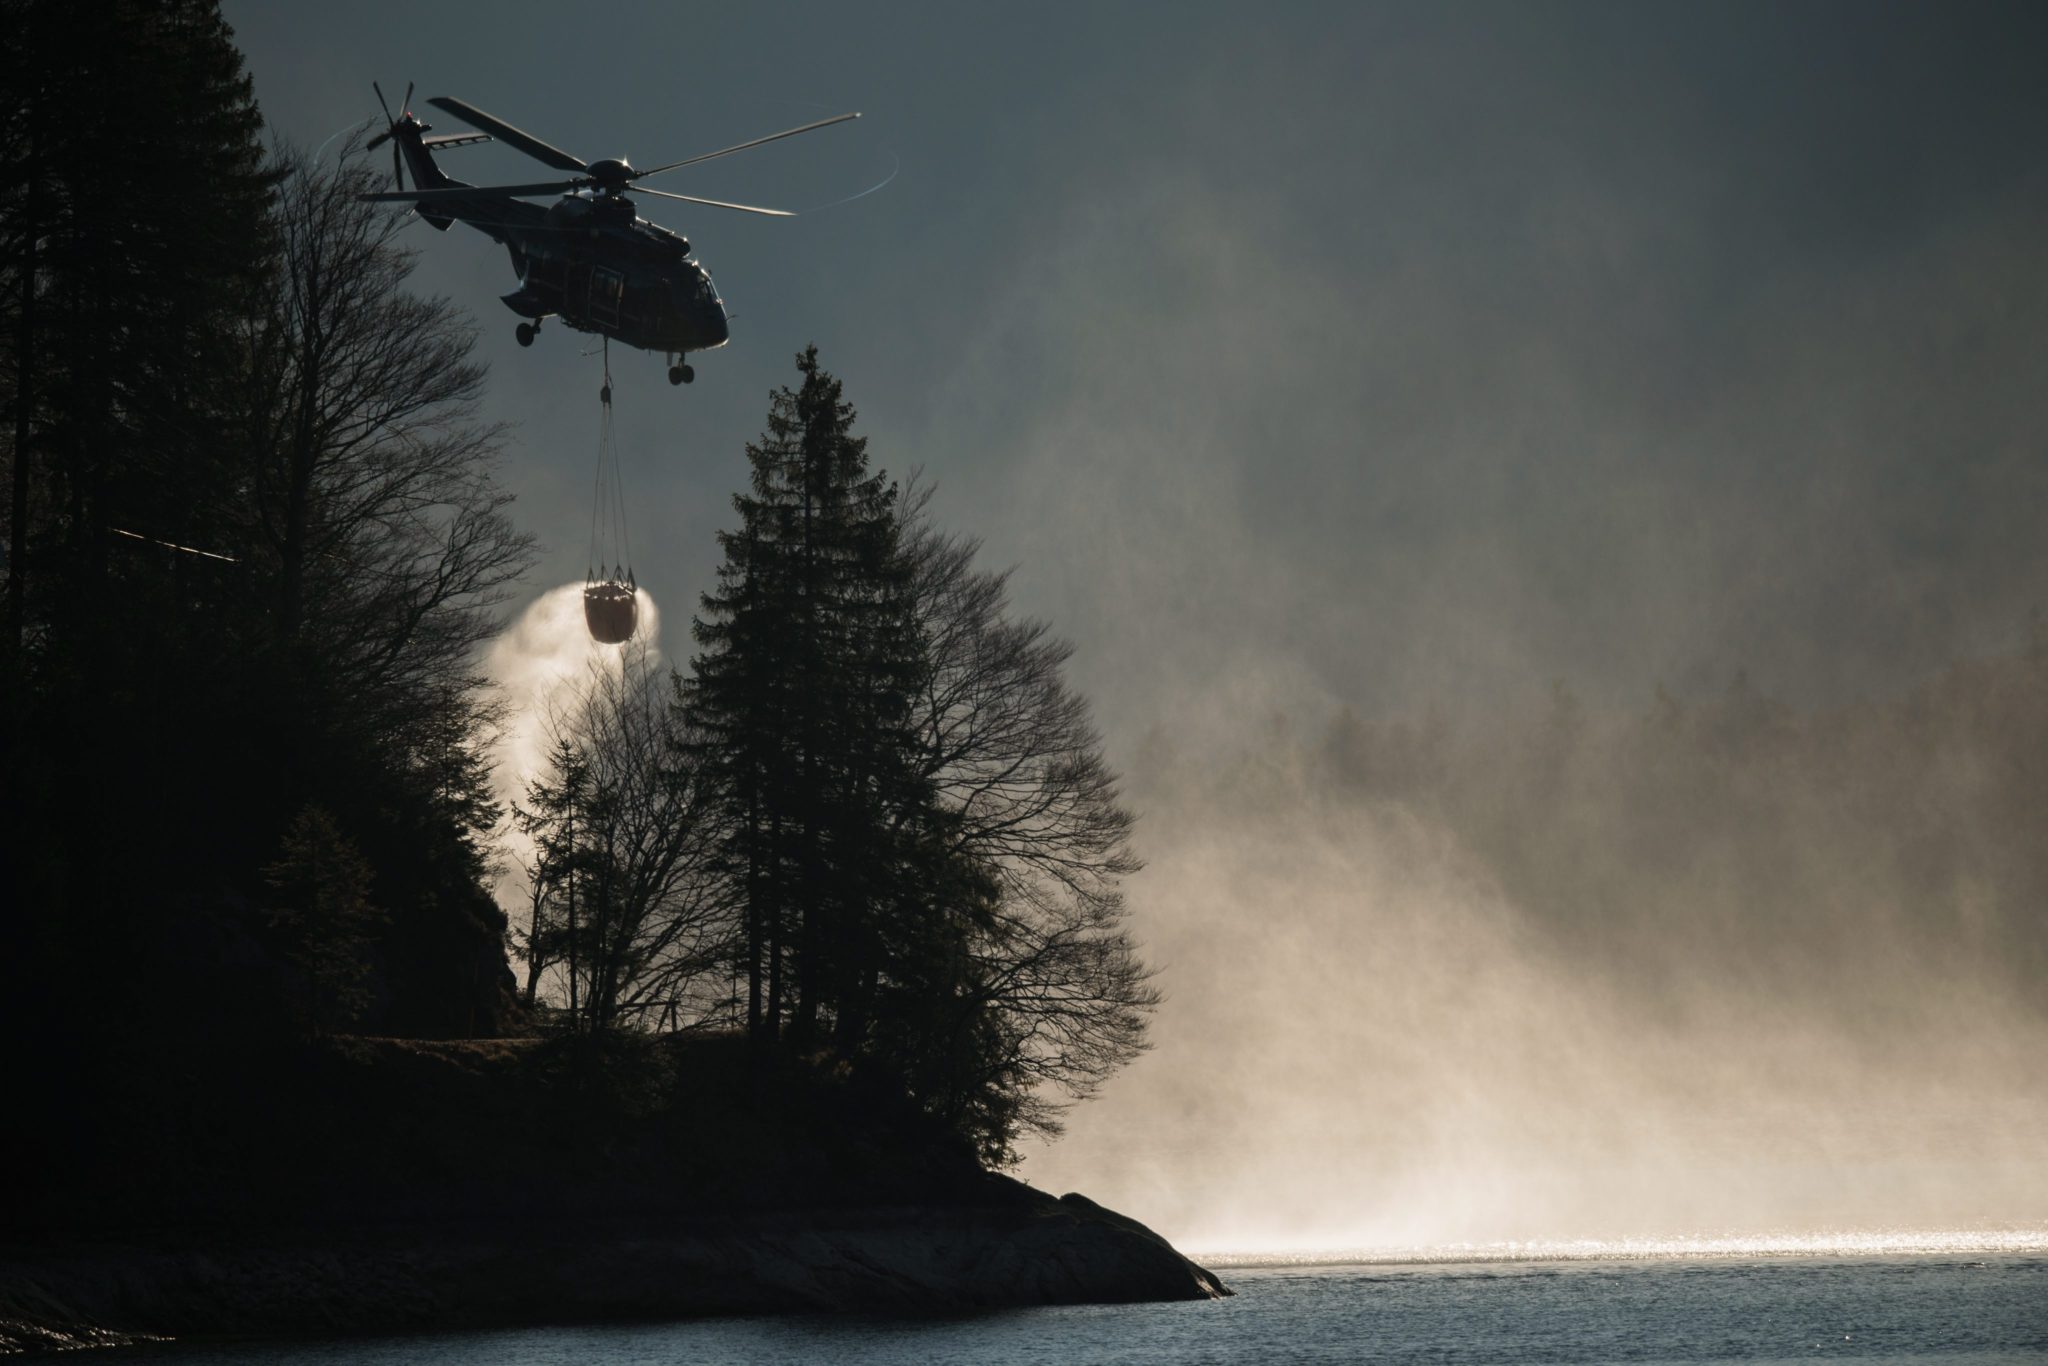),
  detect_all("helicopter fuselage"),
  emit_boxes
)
[390,117,731,361]
[486,195,730,355]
